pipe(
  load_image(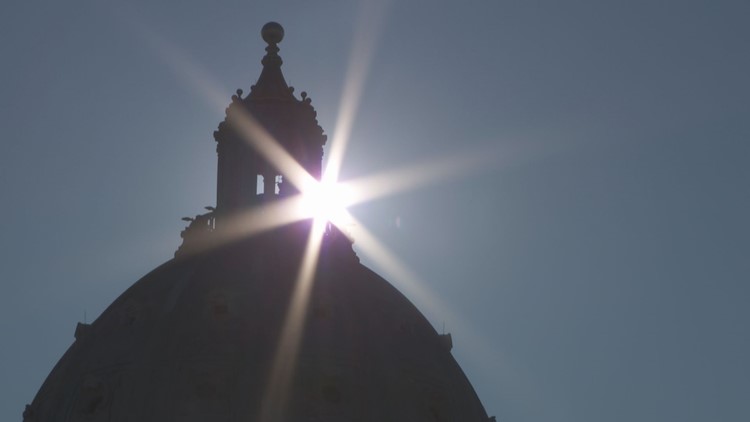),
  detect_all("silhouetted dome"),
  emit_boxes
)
[25,22,491,421]
[26,227,489,420]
